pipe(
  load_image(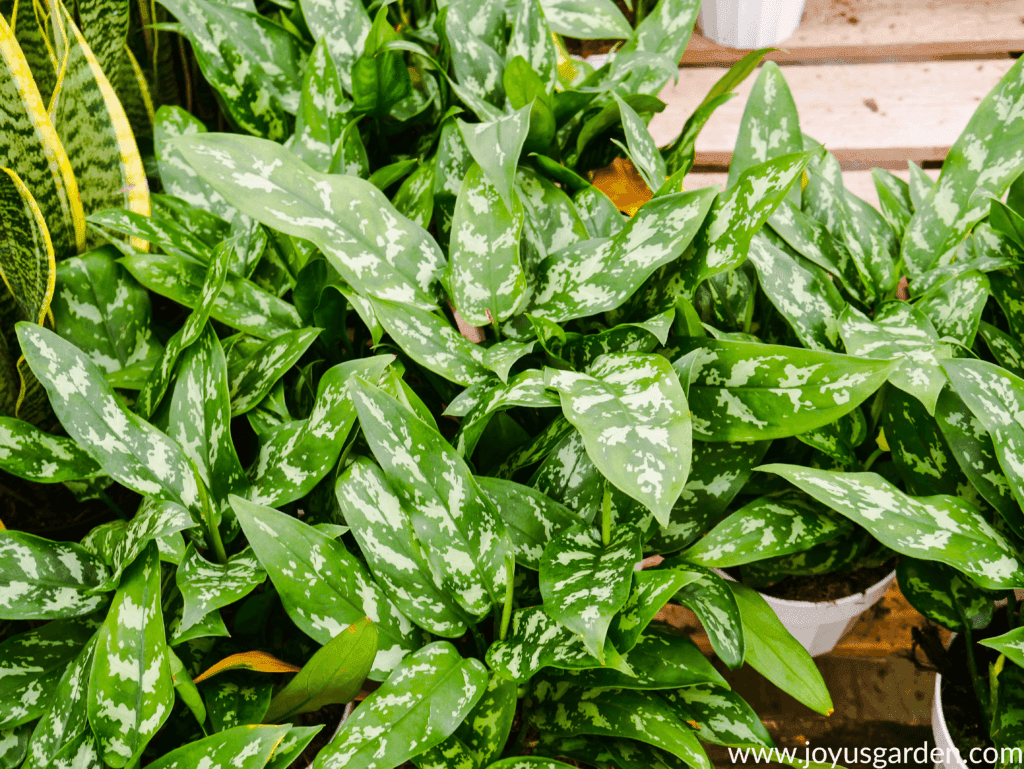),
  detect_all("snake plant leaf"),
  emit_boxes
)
[913,269,989,346]
[539,522,640,661]
[872,167,913,235]
[902,56,1024,276]
[18,324,200,510]
[532,689,711,769]
[264,617,377,722]
[265,727,323,769]
[175,134,445,311]
[231,496,419,680]
[0,13,83,258]
[613,93,666,194]
[897,557,993,632]
[448,162,528,326]
[452,672,517,767]
[979,321,1024,378]
[335,457,470,638]
[249,357,391,506]
[477,476,578,569]
[661,685,774,748]
[545,353,691,524]
[730,581,833,715]
[728,62,803,206]
[935,386,1024,535]
[0,168,55,328]
[48,2,148,249]
[443,3,506,108]
[609,570,696,654]
[487,606,632,681]
[760,463,1024,590]
[747,235,843,351]
[87,543,173,767]
[176,545,265,635]
[508,0,557,89]
[170,327,249,505]
[146,725,291,769]
[540,0,630,38]
[0,616,96,730]
[227,328,320,415]
[298,0,369,93]
[285,39,350,173]
[0,530,109,619]
[528,186,716,322]
[684,151,812,289]
[0,417,102,482]
[681,338,894,441]
[680,493,850,568]
[3,0,57,101]
[840,302,951,414]
[53,247,161,377]
[312,642,487,769]
[657,560,744,668]
[154,107,238,222]
[458,104,531,211]
[351,379,515,619]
